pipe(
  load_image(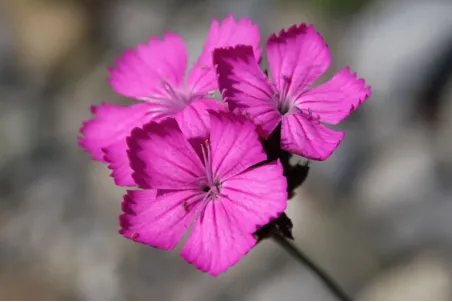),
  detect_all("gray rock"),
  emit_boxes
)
[357,252,451,301]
